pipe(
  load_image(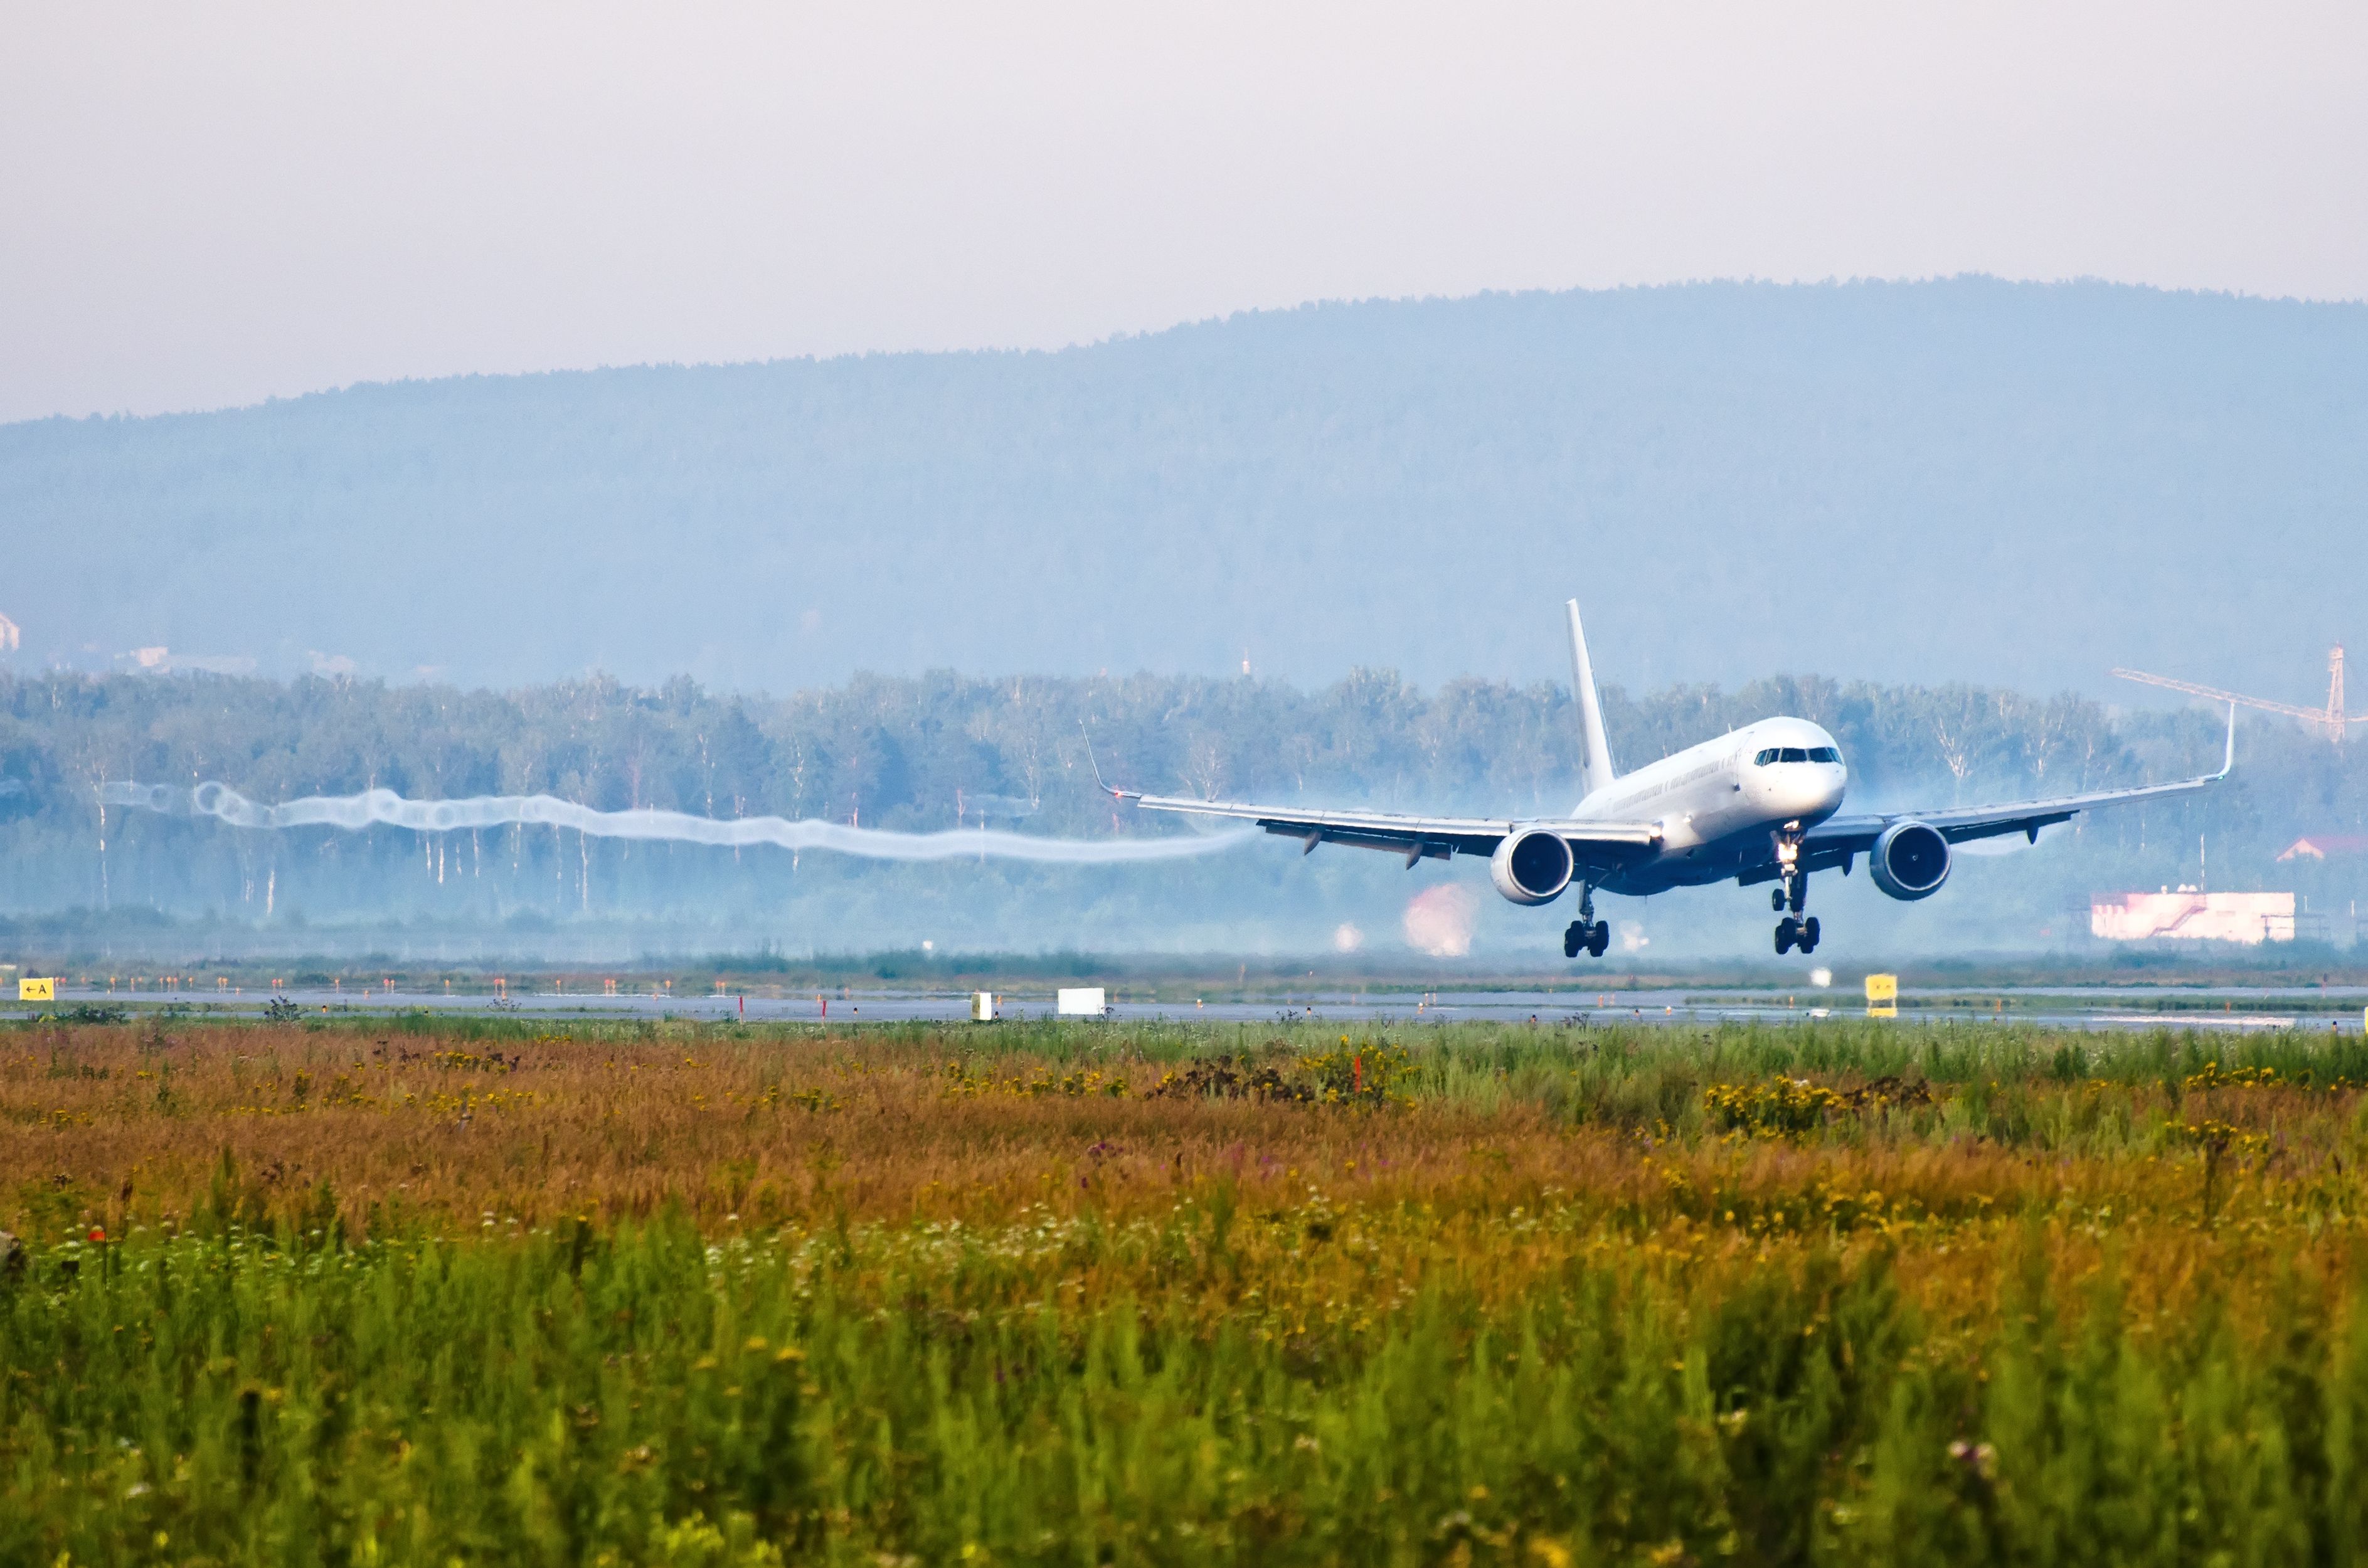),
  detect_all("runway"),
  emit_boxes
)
[21,982,2365,1033]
